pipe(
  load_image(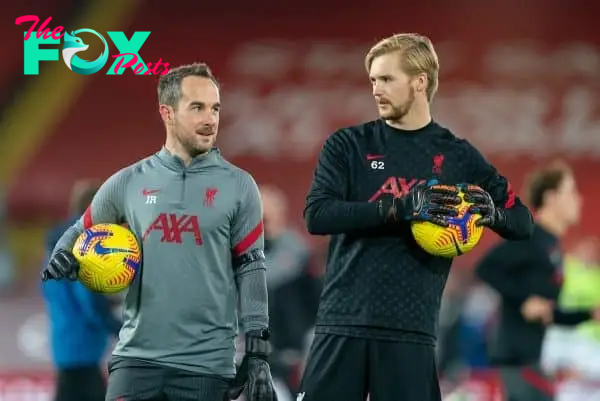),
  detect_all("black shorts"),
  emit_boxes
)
[299,333,441,401]
[105,357,231,401]
[54,365,106,401]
